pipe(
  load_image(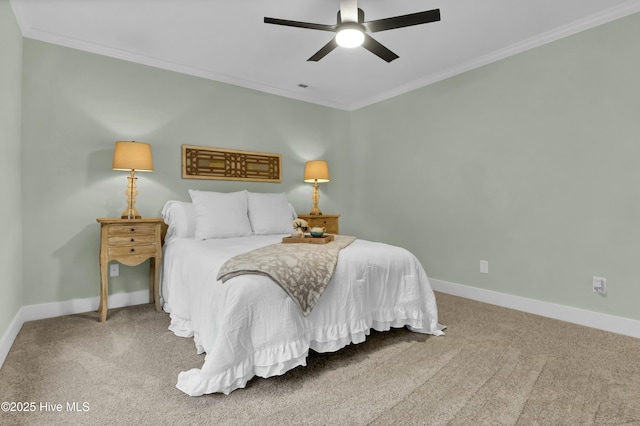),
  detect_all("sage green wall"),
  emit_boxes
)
[0,2,23,337]
[20,39,349,304]
[349,12,640,321]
